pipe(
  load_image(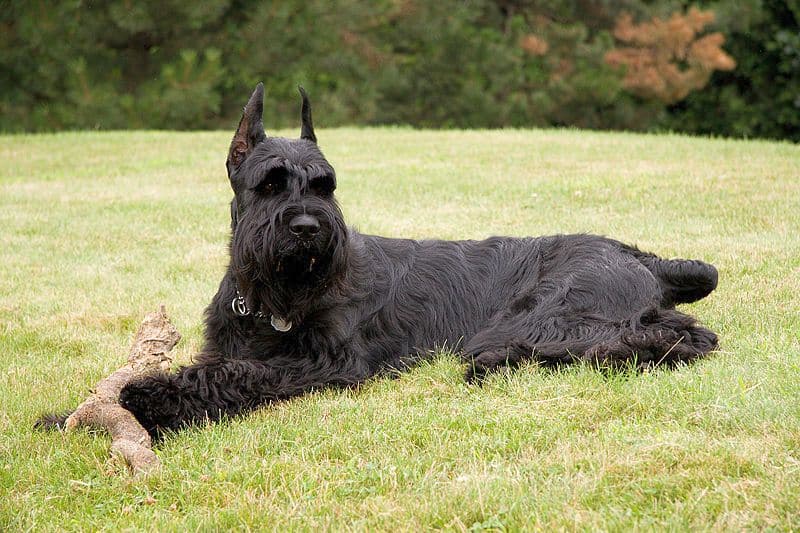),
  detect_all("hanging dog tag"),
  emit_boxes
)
[231,295,249,316]
[270,315,292,332]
